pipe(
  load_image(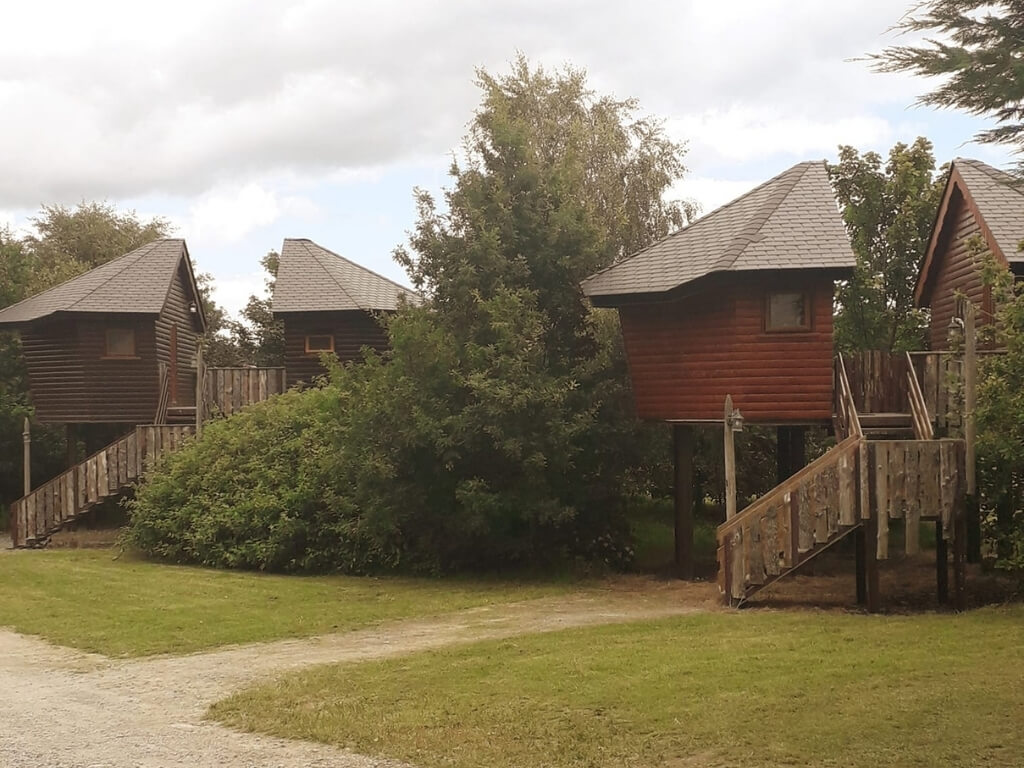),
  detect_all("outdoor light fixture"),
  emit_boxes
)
[188,301,198,314]
[727,407,744,433]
